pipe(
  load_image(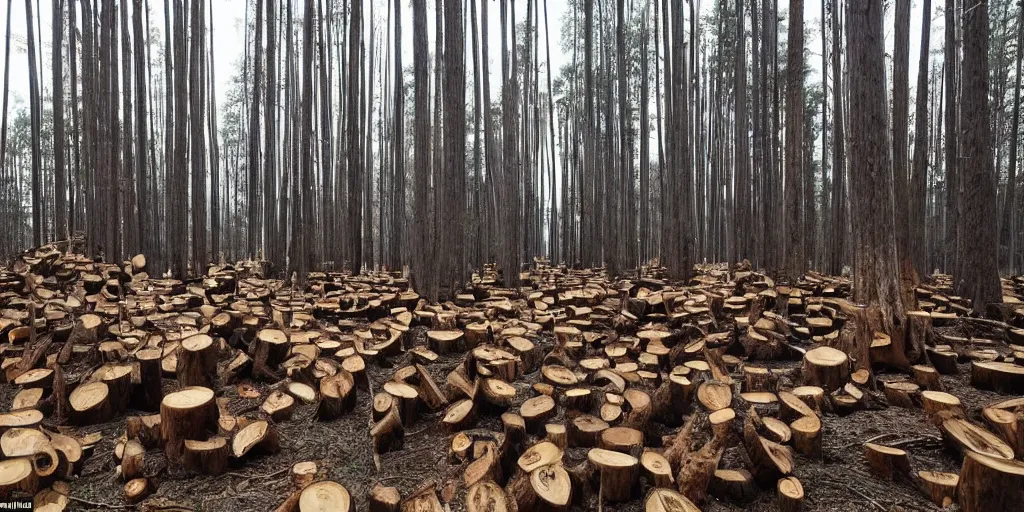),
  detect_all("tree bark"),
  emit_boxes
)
[784,0,805,279]
[910,0,933,276]
[957,0,1003,312]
